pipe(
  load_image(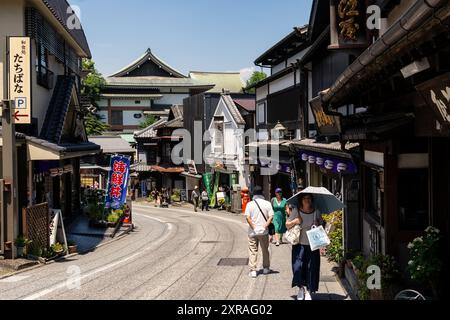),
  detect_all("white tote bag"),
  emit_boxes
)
[285,225,302,246]
[306,225,331,251]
